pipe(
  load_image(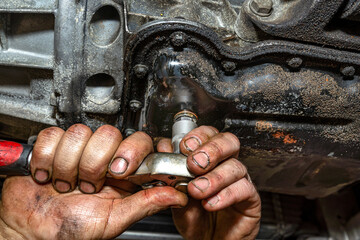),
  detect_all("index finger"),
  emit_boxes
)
[108,131,154,179]
[187,132,240,176]
[179,126,219,155]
